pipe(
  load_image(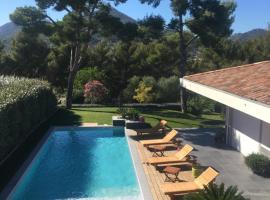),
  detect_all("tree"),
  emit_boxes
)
[9,31,49,78]
[140,0,236,112]
[84,80,108,104]
[138,15,165,41]
[11,0,129,109]
[0,41,5,71]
